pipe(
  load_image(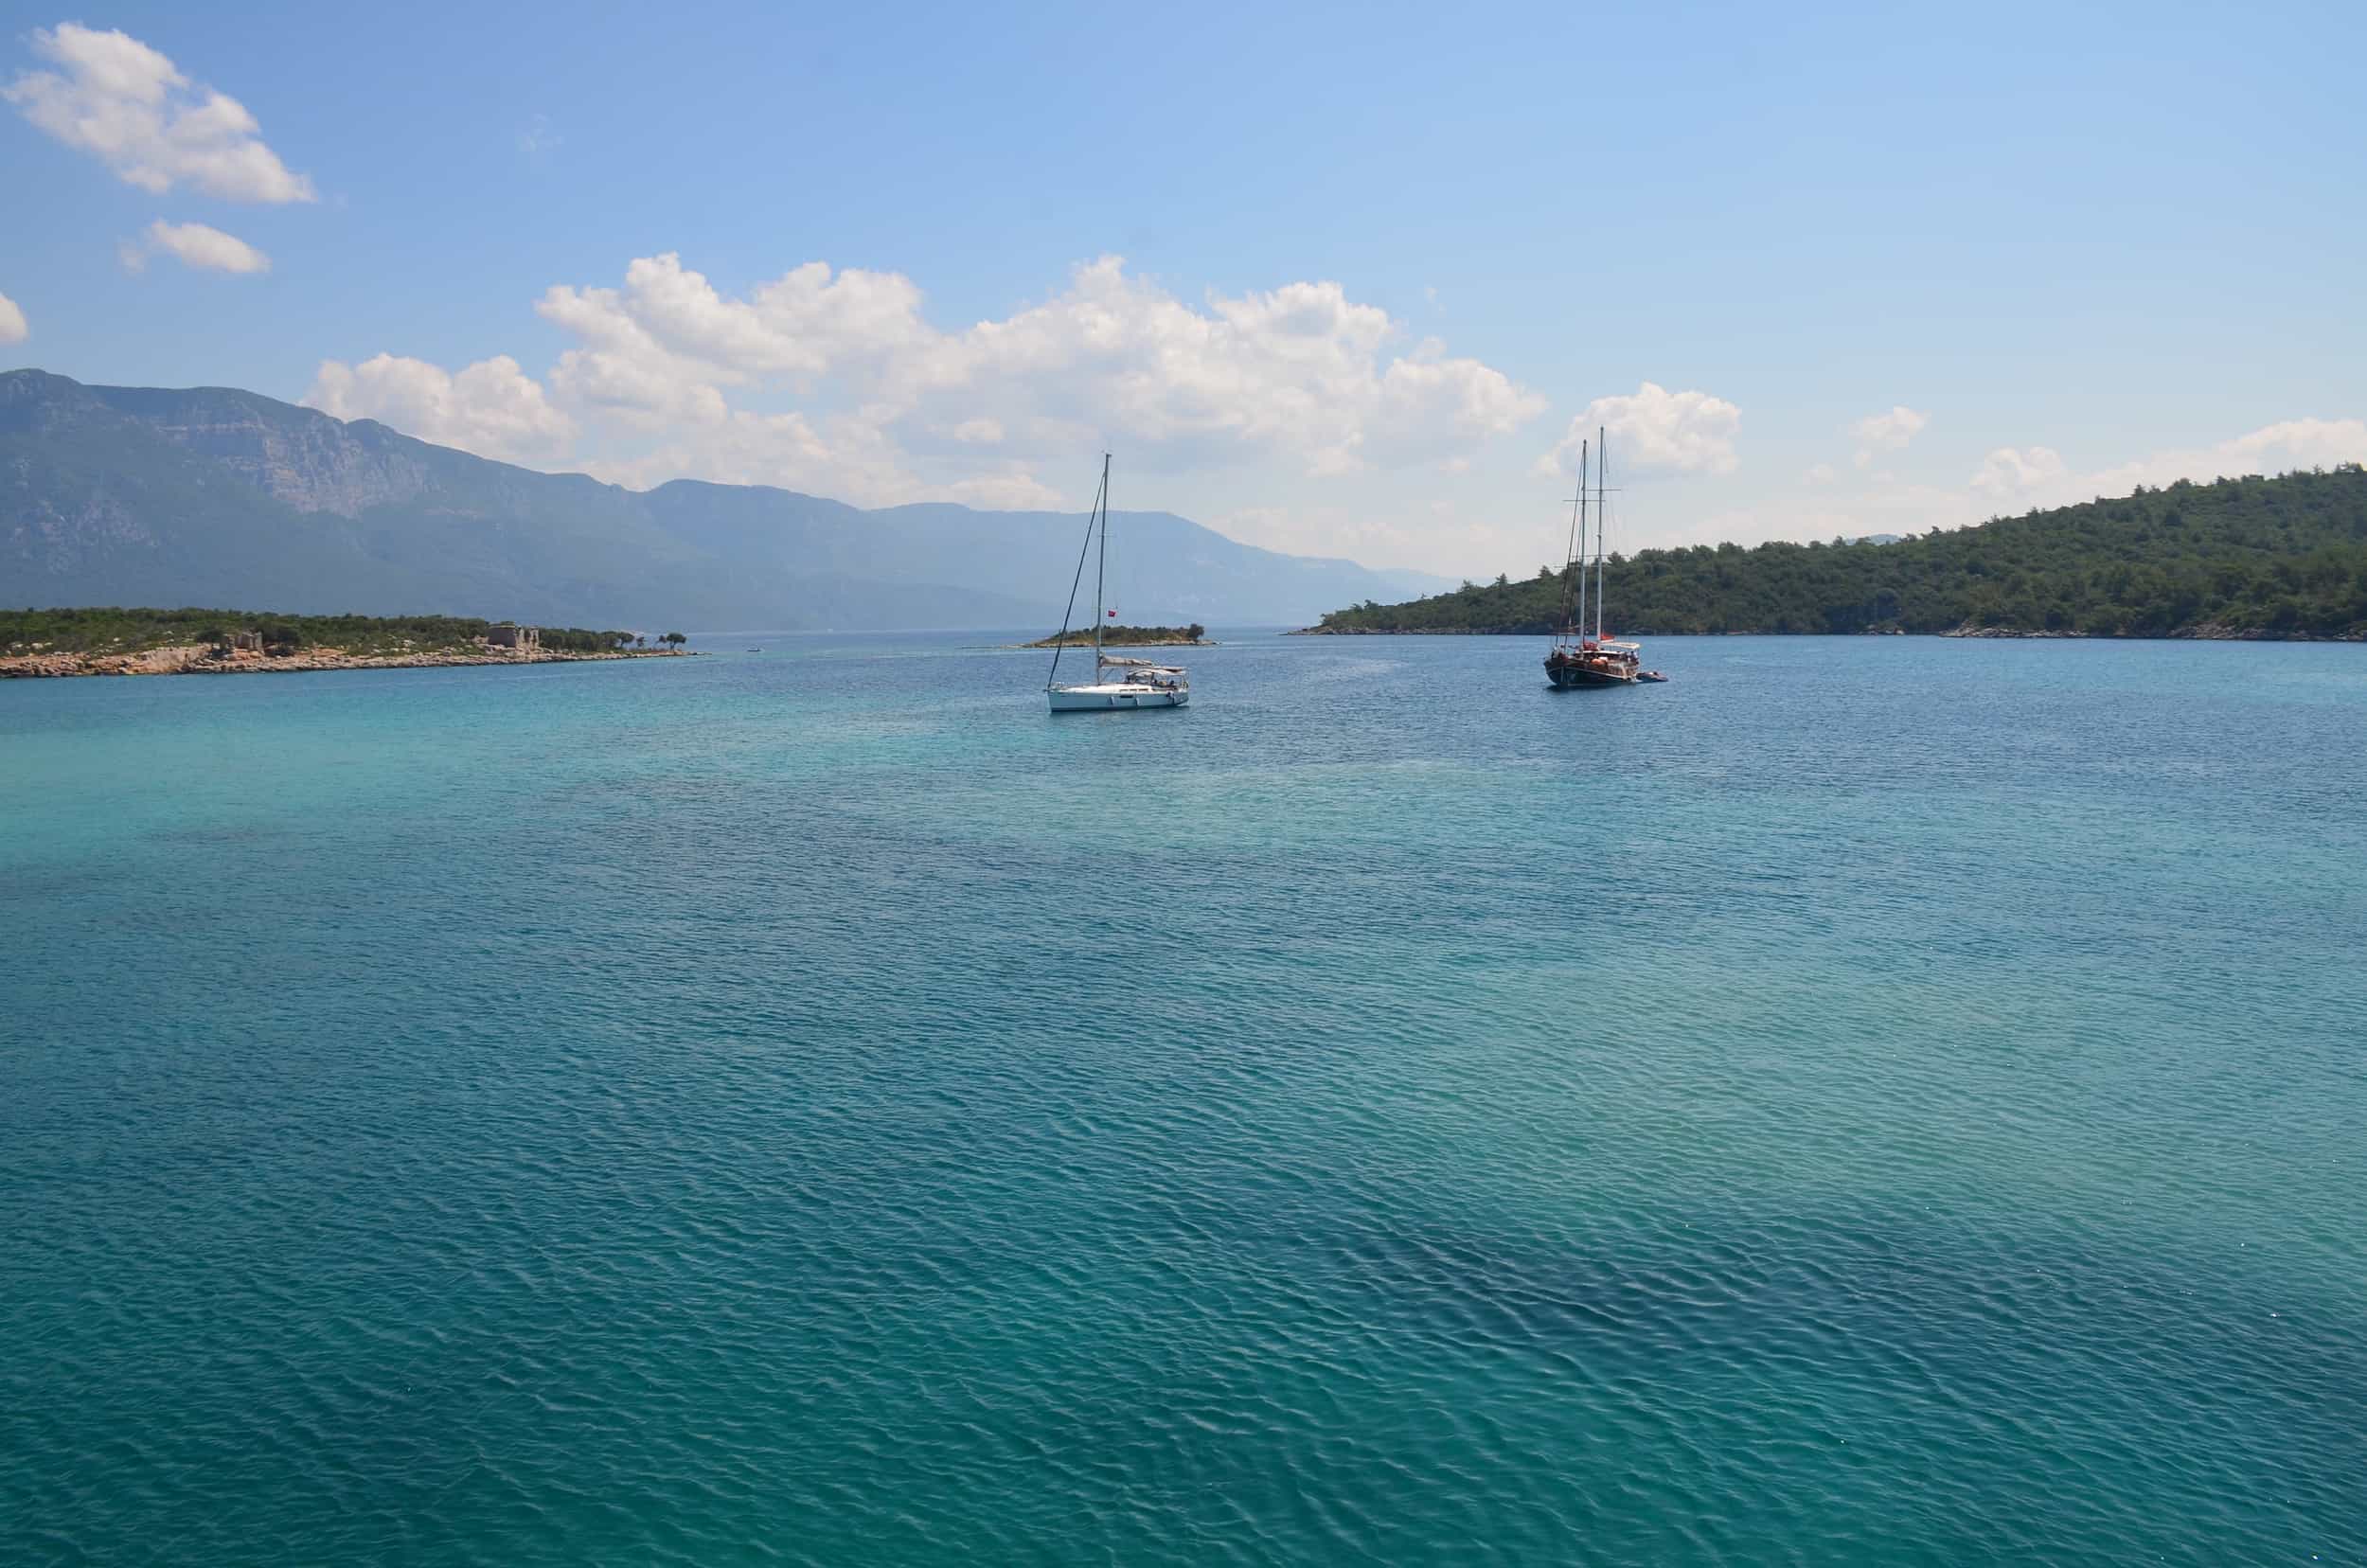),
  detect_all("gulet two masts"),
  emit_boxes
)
[1544,430,1665,688]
